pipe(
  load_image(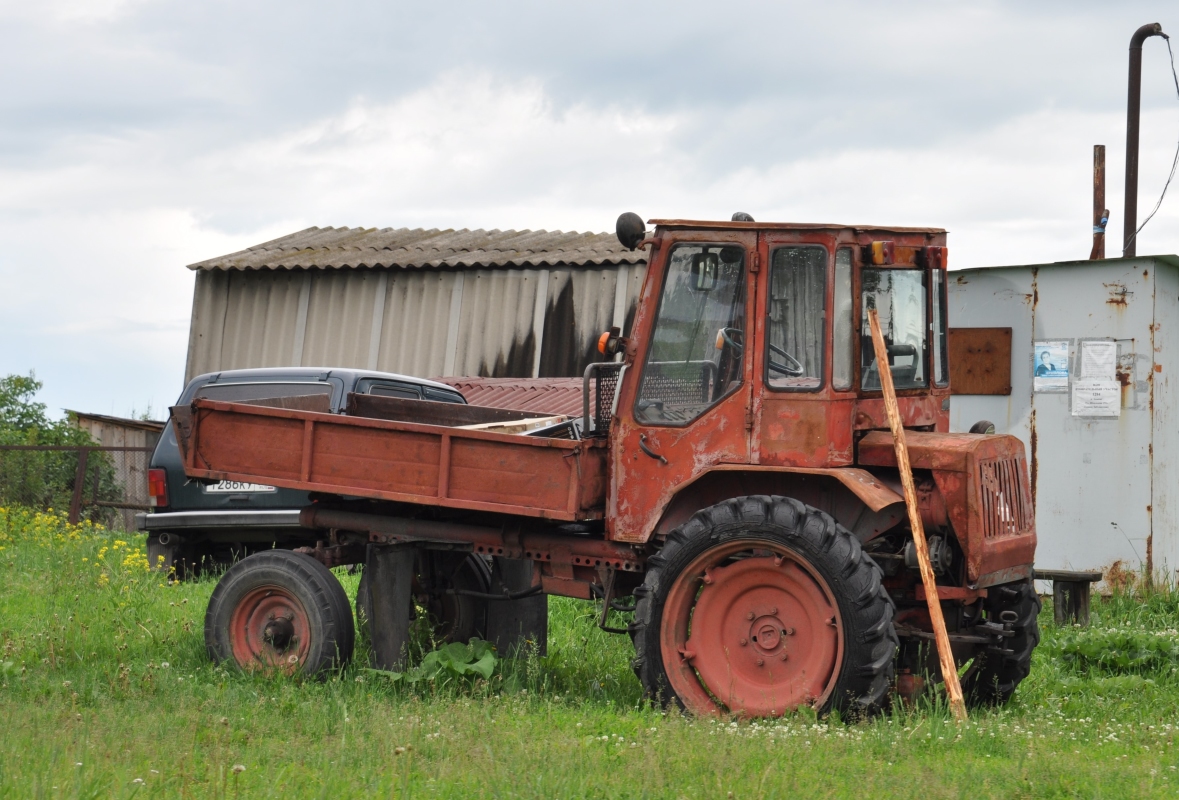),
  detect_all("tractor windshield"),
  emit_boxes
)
[861,268,927,391]
[635,243,746,425]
